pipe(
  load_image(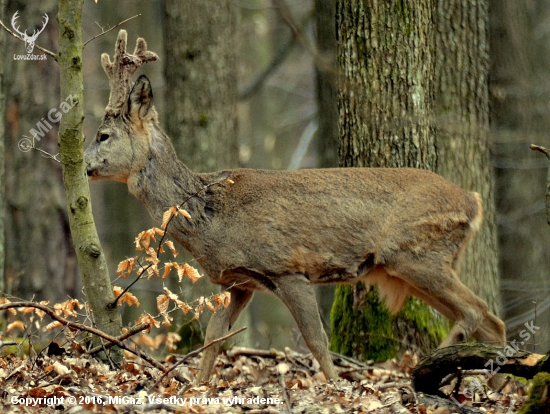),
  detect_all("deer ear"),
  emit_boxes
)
[128,75,154,120]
